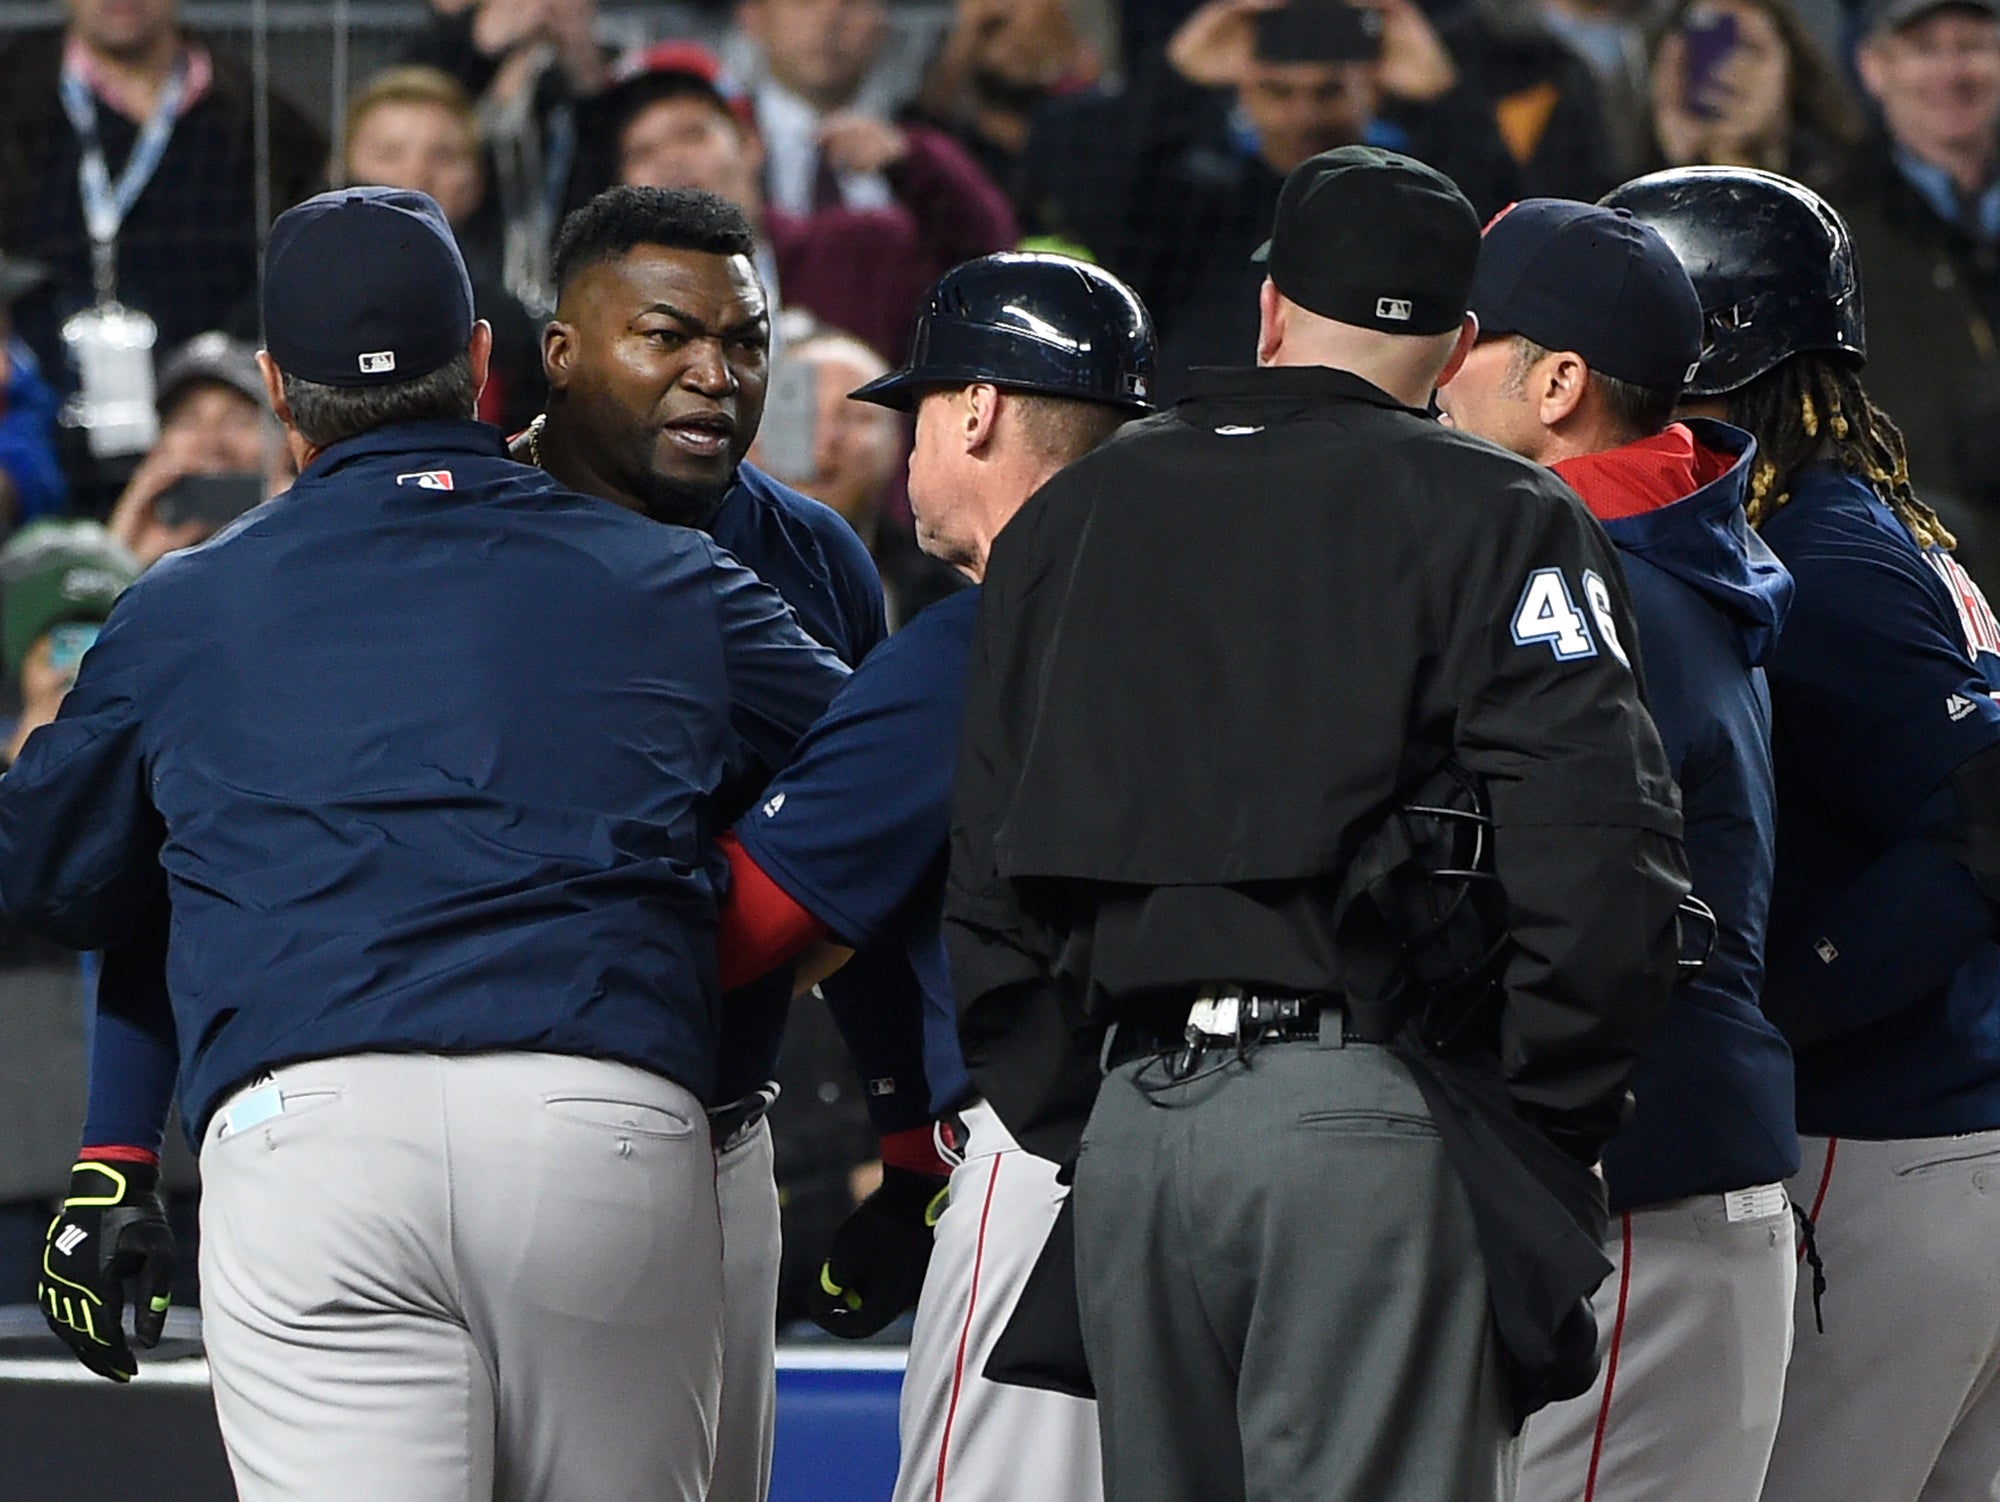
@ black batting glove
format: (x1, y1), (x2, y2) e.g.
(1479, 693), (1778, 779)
(39, 1157), (175, 1383)
(806, 1165), (949, 1339)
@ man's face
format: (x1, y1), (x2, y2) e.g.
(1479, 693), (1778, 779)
(67, 0), (177, 58)
(964, 0), (1082, 93)
(906, 388), (976, 570)
(1238, 60), (1378, 175)
(1859, 8), (2000, 162)
(548, 245), (770, 524)
(747, 0), (888, 109)
(619, 96), (762, 213)
(346, 100), (484, 228)
(1435, 337), (1548, 460)
(159, 382), (269, 473)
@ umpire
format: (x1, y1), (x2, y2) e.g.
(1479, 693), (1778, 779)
(946, 146), (1691, 1502)
(0, 187), (847, 1502)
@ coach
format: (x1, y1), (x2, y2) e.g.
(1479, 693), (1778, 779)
(0, 186), (847, 1502)
(946, 146), (1691, 1501)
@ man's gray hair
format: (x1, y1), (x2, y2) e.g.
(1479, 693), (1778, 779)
(280, 354), (477, 449)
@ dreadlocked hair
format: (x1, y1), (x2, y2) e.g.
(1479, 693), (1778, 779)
(1725, 353), (1956, 551)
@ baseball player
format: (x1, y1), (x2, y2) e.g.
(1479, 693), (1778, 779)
(712, 252), (1157, 1502)
(1613, 166), (2000, 1502)
(12, 187), (849, 1501)
(1437, 198), (1800, 1501)
(511, 183), (934, 1502)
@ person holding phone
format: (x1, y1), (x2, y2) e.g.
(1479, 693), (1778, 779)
(1648, 0), (1861, 189)
(106, 331), (285, 569)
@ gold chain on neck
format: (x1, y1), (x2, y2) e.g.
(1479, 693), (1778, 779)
(525, 413), (547, 469)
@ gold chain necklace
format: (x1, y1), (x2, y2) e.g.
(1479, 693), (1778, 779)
(525, 413), (547, 468)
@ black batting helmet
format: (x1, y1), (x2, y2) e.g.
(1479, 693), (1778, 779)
(1600, 167), (1864, 399)
(850, 252), (1156, 413)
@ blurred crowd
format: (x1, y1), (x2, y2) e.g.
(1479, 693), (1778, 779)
(2, 0), (2000, 1323)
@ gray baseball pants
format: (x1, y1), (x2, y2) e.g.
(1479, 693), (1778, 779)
(892, 1101), (1103, 1502)
(198, 1051), (723, 1502)
(1072, 1021), (1517, 1502)
(711, 1113), (781, 1502)
(1516, 1186), (1795, 1502)
(1763, 1131), (2000, 1502)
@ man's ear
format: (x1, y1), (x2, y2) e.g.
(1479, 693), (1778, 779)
(964, 383), (1002, 453)
(1257, 278), (1286, 365)
(1854, 38), (1887, 102)
(255, 350), (291, 427)
(1539, 351), (1589, 427)
(543, 320), (575, 391)
(1434, 312), (1479, 389)
(468, 319), (494, 406)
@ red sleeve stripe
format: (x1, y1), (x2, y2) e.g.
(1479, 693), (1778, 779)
(716, 830), (829, 991)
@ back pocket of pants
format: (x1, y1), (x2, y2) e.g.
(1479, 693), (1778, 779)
(1295, 1109), (1439, 1139)
(542, 1094), (695, 1140)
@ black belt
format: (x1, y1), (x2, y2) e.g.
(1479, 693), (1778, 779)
(1103, 990), (1359, 1071)
(708, 1083), (779, 1148)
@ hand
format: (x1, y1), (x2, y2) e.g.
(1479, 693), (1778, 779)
(804, 1165), (948, 1338)
(106, 446), (210, 570)
(1373, 0), (1457, 103)
(470, 0), (548, 58)
(816, 114), (911, 176)
(39, 1158), (175, 1383)
(1167, 0), (1281, 88)
(1696, 10), (1788, 167)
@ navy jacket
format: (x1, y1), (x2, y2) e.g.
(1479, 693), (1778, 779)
(1571, 422), (1801, 1209)
(1759, 463), (2000, 1140)
(738, 588), (979, 1116)
(0, 421), (848, 1136)
(704, 465), (933, 1131)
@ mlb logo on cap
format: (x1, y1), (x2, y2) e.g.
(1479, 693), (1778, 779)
(359, 351), (396, 375)
(1376, 297), (1413, 322)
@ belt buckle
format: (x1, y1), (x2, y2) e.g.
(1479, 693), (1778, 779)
(1187, 988), (1243, 1041)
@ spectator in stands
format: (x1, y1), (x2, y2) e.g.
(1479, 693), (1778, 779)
(910, 0), (1104, 234)
(1535, 0), (1654, 174)
(1647, 0), (1862, 189)
(1030, 0), (1516, 395)
(0, 255), (64, 531)
(731, 0), (925, 216)
(0, 0), (323, 445)
(106, 332), (283, 569)
(1437, 0), (1625, 200)
(749, 329), (964, 624)
(404, 0), (611, 311)
(1826, 0), (2000, 587)
(603, 44), (1016, 361)
(0, 521), (139, 1307)
(341, 66), (547, 435)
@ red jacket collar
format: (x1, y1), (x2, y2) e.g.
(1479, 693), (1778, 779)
(1551, 423), (1736, 523)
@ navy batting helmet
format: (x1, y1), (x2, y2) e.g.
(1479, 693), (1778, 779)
(1600, 167), (1864, 399)
(850, 252), (1156, 413)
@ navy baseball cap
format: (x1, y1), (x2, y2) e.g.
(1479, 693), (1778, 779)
(1470, 199), (1703, 392)
(1253, 146), (1479, 336)
(261, 187), (475, 387)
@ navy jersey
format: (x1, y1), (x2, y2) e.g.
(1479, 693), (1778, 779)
(736, 588), (980, 1115)
(705, 464), (932, 1128)
(1759, 463), (2000, 1139)
(0, 421), (849, 1136)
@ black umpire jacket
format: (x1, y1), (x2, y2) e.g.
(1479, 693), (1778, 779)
(944, 365), (1691, 1168)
